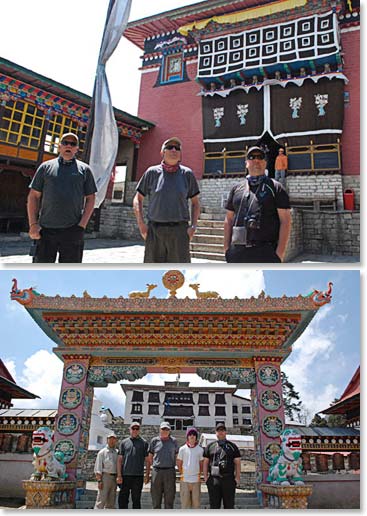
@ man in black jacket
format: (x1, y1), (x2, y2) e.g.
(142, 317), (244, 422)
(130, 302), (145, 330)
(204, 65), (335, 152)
(203, 423), (241, 509)
(224, 146), (291, 263)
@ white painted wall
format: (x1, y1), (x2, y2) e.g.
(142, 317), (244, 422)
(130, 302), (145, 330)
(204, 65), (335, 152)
(88, 398), (114, 450)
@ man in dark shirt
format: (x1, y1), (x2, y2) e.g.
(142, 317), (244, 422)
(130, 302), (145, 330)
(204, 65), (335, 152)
(117, 422), (149, 509)
(203, 423), (241, 509)
(27, 132), (97, 263)
(224, 146), (291, 263)
(146, 421), (179, 509)
(133, 137), (200, 263)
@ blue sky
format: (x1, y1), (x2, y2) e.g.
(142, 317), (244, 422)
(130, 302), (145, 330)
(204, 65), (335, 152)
(0, 0), (202, 116)
(1, 268), (360, 421)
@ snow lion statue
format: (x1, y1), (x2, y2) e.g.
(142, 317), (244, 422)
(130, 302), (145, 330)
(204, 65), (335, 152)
(267, 428), (304, 485)
(30, 426), (66, 480)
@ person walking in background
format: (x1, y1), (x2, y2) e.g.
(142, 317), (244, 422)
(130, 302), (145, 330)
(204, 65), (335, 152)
(94, 432), (118, 509)
(27, 132), (97, 263)
(177, 427), (204, 509)
(203, 423), (241, 509)
(274, 147), (288, 187)
(224, 146), (291, 263)
(117, 422), (149, 509)
(145, 421), (179, 509)
(133, 137), (200, 263)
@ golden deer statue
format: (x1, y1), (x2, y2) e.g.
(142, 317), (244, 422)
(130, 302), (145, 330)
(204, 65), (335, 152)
(128, 284), (157, 299)
(189, 283), (220, 299)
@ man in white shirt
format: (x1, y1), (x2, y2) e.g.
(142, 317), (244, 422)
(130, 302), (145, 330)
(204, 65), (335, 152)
(94, 433), (118, 509)
(177, 427), (204, 509)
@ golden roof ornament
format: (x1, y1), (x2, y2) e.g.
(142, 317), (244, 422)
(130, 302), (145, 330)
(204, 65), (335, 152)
(162, 270), (185, 298)
(128, 284), (157, 299)
(189, 283), (220, 299)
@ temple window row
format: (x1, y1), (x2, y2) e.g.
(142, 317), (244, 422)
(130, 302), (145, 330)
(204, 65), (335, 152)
(0, 99), (86, 153)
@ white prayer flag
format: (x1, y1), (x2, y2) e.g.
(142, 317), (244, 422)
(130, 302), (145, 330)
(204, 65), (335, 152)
(90, 0), (132, 208)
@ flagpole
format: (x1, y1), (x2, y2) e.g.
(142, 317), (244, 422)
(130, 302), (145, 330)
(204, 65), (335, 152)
(82, 0), (116, 163)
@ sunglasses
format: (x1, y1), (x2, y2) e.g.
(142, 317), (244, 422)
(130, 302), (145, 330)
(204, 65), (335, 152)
(164, 145), (181, 151)
(61, 140), (77, 147)
(247, 154), (265, 160)
(131, 427), (140, 430)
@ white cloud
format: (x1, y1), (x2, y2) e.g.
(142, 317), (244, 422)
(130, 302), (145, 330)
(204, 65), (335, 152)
(337, 313), (348, 324)
(3, 359), (17, 381)
(282, 308), (340, 419)
(12, 350), (63, 409)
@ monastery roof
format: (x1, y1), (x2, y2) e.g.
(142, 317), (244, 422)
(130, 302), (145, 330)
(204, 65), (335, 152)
(320, 366), (360, 416)
(286, 425), (360, 437)
(10, 278), (333, 367)
(0, 56), (154, 130)
(0, 408), (56, 418)
(0, 359), (39, 400)
(125, 0), (278, 49)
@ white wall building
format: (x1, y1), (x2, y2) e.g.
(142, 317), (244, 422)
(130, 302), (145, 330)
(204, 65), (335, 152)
(88, 397), (115, 450)
(122, 382), (252, 431)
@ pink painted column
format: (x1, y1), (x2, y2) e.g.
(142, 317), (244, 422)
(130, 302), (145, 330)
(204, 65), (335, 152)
(53, 355), (94, 487)
(251, 358), (285, 493)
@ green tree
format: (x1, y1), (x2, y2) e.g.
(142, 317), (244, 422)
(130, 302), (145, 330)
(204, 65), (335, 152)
(310, 413), (328, 427)
(281, 372), (303, 420)
(310, 399), (347, 428)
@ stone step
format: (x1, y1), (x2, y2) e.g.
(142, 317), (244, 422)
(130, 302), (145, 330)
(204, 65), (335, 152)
(201, 206), (227, 215)
(196, 226), (225, 236)
(197, 220), (224, 229)
(199, 212), (225, 221)
(75, 491), (260, 509)
(191, 251), (225, 262)
(190, 242), (225, 254)
(192, 234), (224, 245)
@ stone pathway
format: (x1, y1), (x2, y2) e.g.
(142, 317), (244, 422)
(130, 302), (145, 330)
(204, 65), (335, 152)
(0, 236), (359, 264)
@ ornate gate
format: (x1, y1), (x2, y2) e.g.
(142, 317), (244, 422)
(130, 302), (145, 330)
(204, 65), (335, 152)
(11, 272), (332, 497)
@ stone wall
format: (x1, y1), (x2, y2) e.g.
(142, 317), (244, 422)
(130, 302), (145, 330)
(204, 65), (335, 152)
(199, 178), (241, 209)
(305, 474), (360, 509)
(287, 175), (344, 209)
(99, 178), (360, 258)
(98, 200), (144, 241)
(302, 211), (360, 256)
(284, 209), (303, 261)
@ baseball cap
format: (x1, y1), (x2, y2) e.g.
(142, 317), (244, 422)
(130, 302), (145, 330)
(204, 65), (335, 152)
(162, 137), (182, 150)
(60, 132), (79, 145)
(130, 422), (141, 429)
(107, 432), (117, 438)
(160, 421), (171, 430)
(246, 146), (265, 159)
(216, 423), (226, 431)
(186, 427), (198, 437)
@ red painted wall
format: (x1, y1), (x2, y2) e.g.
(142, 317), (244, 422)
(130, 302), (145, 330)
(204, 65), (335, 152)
(340, 28), (360, 176)
(137, 62), (204, 180)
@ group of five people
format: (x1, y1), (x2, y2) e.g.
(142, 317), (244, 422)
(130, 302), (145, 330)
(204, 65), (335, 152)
(94, 421), (241, 510)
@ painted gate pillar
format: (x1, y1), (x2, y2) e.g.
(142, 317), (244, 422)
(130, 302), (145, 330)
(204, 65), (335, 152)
(251, 358), (285, 498)
(53, 355), (94, 487)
